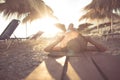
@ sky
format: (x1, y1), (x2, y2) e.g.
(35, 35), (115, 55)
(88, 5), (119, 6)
(44, 0), (92, 26)
(0, 0), (92, 38)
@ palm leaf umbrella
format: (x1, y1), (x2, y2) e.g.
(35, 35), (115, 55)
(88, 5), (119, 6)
(84, 0), (111, 12)
(0, 0), (56, 23)
(79, 0), (120, 33)
(79, 9), (120, 33)
(84, 0), (120, 13)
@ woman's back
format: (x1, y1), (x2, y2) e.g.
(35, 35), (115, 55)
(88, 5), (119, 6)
(57, 31), (87, 52)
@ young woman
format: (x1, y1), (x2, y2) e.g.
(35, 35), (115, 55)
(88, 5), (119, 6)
(44, 24), (107, 53)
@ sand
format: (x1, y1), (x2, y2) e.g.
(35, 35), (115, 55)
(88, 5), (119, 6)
(0, 35), (120, 80)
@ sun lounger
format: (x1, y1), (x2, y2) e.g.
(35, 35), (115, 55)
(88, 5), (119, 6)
(45, 52), (120, 80)
(0, 19), (20, 40)
(0, 19), (20, 49)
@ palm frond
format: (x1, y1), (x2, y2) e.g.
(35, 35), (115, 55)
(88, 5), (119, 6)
(80, 0), (120, 22)
(0, 0), (56, 23)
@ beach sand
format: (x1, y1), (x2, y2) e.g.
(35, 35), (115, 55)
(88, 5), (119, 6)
(0, 35), (120, 80)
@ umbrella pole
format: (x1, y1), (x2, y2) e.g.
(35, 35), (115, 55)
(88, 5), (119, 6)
(110, 15), (113, 33)
(26, 22), (27, 38)
(97, 20), (99, 34)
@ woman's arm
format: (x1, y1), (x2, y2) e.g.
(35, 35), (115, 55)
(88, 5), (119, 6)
(44, 35), (64, 52)
(85, 36), (107, 52)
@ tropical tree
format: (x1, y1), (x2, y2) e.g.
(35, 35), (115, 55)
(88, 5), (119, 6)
(0, 0), (56, 23)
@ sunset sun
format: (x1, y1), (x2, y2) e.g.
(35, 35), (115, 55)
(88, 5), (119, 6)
(26, 0), (92, 37)
(29, 17), (63, 37)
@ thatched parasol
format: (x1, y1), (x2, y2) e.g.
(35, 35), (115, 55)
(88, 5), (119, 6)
(79, 0), (120, 33)
(79, 9), (120, 33)
(80, 0), (120, 21)
(0, 0), (57, 23)
(84, 0), (120, 14)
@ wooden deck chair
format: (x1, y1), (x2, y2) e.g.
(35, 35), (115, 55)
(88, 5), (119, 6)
(0, 19), (20, 49)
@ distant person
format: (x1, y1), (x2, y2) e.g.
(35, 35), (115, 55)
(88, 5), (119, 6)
(44, 23), (107, 53)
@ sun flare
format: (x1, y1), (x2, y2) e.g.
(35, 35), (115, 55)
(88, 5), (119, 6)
(27, 0), (92, 38)
(29, 17), (63, 37)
